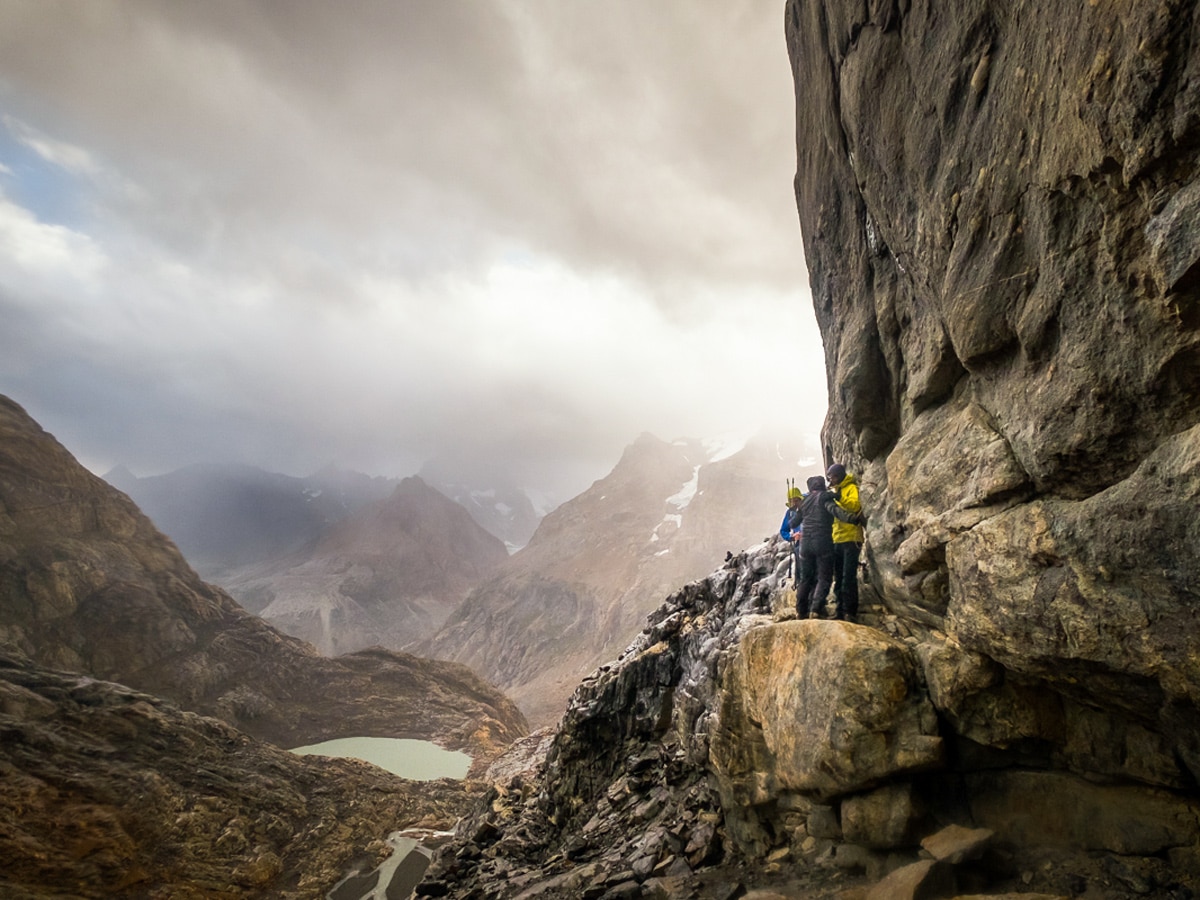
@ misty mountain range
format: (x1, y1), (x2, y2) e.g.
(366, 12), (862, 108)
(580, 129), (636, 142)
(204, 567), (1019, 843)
(106, 428), (820, 725)
(105, 459), (549, 578)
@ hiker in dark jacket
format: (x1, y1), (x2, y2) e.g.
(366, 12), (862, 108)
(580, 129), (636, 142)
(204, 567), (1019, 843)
(795, 475), (863, 619)
(794, 476), (836, 617)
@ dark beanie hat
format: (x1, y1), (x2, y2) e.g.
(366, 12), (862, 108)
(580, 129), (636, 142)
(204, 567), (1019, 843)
(807, 475), (826, 492)
(826, 463), (846, 483)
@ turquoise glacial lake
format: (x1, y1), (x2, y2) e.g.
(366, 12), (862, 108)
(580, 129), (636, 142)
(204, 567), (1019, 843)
(290, 736), (471, 781)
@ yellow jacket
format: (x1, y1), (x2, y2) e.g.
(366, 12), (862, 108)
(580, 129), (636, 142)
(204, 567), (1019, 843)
(831, 472), (863, 544)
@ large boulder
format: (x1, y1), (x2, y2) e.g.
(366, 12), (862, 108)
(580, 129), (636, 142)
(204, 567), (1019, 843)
(710, 620), (942, 803)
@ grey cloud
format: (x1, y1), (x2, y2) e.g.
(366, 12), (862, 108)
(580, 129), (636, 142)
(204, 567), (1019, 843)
(0, 1), (825, 500)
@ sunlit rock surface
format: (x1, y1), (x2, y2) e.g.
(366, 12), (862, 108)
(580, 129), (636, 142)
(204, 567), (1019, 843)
(710, 619), (943, 804)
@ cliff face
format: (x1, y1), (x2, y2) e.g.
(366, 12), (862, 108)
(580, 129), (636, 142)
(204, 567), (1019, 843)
(786, 0), (1200, 787)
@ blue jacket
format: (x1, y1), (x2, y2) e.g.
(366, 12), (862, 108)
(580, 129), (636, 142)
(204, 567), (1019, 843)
(780, 503), (804, 541)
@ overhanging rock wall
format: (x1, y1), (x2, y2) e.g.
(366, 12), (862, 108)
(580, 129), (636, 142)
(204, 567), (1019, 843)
(786, 0), (1200, 782)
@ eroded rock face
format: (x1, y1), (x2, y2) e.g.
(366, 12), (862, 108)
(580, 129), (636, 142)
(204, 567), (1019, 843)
(710, 620), (942, 803)
(785, 0), (1200, 790)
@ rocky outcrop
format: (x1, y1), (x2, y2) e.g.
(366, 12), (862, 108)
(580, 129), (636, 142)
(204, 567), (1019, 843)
(221, 475), (509, 655)
(0, 394), (527, 760)
(417, 541), (1200, 899)
(0, 650), (470, 899)
(414, 5), (1200, 891)
(423, 430), (820, 727)
(784, 0), (1200, 786)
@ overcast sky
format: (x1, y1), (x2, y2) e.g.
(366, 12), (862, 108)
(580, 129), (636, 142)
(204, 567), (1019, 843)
(0, 1), (825, 501)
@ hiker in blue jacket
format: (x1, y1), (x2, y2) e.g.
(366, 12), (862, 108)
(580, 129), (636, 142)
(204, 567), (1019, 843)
(780, 484), (804, 579)
(780, 485), (804, 540)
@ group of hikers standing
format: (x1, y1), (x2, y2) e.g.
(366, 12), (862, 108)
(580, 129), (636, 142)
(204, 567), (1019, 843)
(779, 463), (865, 622)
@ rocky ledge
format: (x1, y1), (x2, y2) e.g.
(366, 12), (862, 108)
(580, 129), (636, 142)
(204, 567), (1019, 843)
(418, 539), (1200, 899)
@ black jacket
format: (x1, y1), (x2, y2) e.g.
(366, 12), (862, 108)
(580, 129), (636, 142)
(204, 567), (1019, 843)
(799, 490), (860, 552)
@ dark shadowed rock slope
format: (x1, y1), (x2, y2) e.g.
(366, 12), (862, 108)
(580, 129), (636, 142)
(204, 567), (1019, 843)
(220, 475), (510, 656)
(0, 394), (527, 758)
(0, 651), (471, 899)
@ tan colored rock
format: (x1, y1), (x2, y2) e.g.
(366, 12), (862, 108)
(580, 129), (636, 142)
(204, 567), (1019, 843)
(710, 620), (943, 803)
(920, 824), (993, 864)
(916, 634), (1058, 749)
(945, 426), (1200, 772)
(865, 858), (954, 900)
(841, 782), (924, 849)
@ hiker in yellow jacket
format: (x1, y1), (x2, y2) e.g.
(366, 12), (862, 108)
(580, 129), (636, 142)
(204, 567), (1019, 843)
(826, 463), (864, 622)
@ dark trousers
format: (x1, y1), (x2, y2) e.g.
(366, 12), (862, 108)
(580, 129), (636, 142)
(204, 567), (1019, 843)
(796, 545), (833, 617)
(832, 541), (861, 620)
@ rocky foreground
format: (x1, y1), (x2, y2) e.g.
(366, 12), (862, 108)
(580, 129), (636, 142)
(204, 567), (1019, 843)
(0, 650), (472, 899)
(417, 539), (1200, 899)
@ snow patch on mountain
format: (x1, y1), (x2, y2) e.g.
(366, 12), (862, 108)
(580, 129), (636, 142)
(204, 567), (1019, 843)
(666, 466), (701, 510)
(650, 513), (683, 543)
